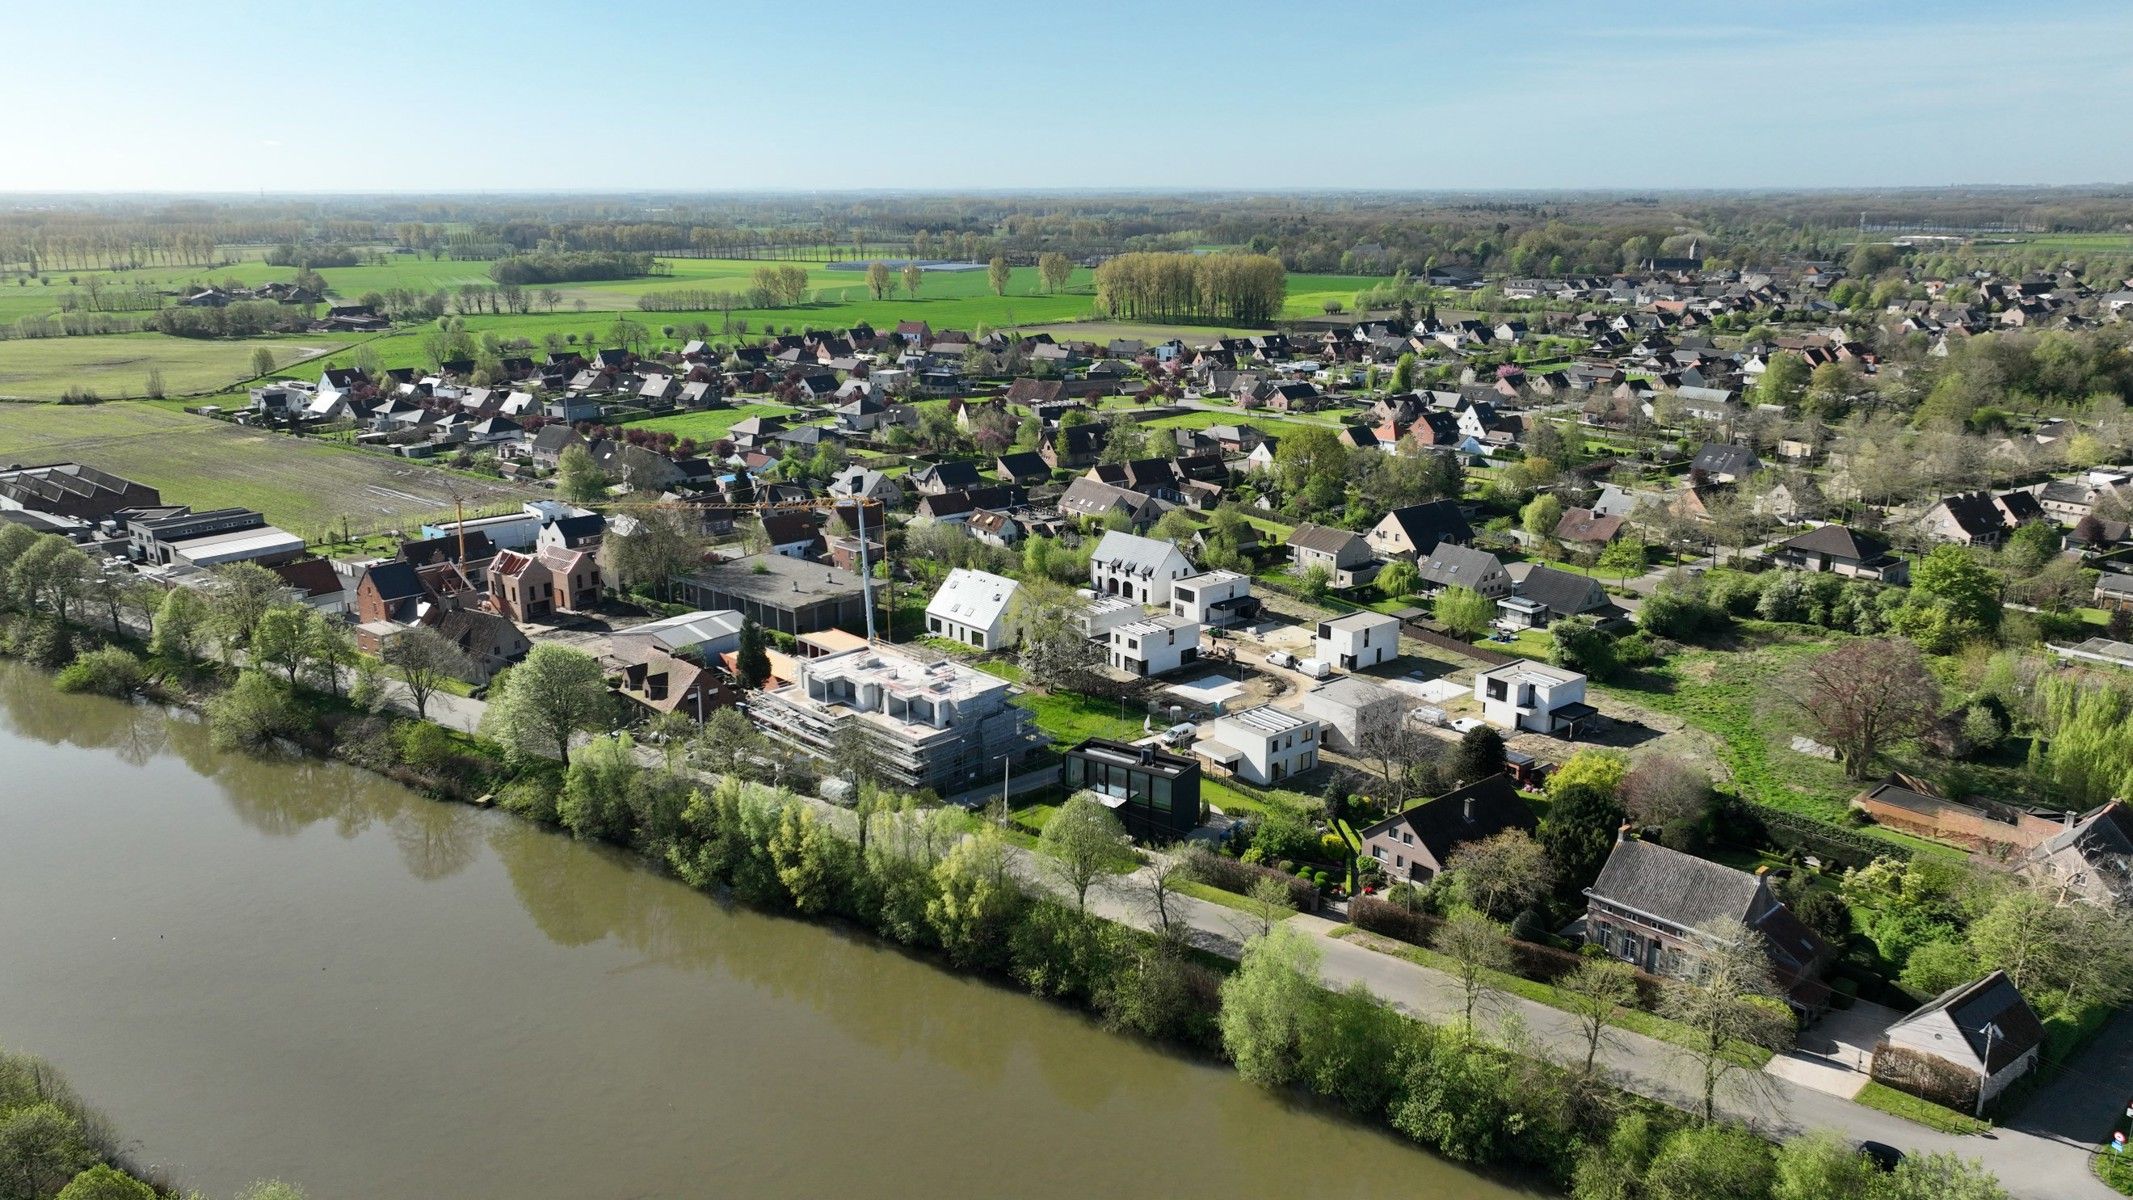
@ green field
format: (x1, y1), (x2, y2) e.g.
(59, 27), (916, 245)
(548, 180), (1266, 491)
(0, 332), (348, 400)
(0, 402), (544, 536)
(629, 403), (800, 442)
(1141, 408), (1343, 439)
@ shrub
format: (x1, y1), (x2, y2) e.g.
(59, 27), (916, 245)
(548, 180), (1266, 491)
(204, 671), (303, 752)
(53, 647), (146, 697)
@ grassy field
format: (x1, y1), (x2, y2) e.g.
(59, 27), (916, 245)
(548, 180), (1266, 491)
(0, 333), (348, 400)
(1141, 408), (1343, 439)
(0, 402), (544, 536)
(627, 403), (801, 442)
(1013, 689), (1147, 744)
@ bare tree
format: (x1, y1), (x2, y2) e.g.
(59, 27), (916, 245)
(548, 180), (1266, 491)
(1620, 753), (1714, 827)
(1659, 919), (1794, 1120)
(384, 626), (473, 721)
(1561, 958), (1639, 1077)
(1243, 876), (1295, 939)
(1141, 858), (1189, 932)
(1773, 639), (1941, 780)
(1445, 830), (1554, 921)
(1434, 909), (1515, 1033)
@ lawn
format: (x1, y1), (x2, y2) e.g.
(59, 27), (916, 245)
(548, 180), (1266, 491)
(1141, 409), (1338, 439)
(0, 332), (349, 400)
(628, 402), (799, 443)
(1854, 1080), (1992, 1135)
(1013, 688), (1146, 744)
(0, 402), (544, 537)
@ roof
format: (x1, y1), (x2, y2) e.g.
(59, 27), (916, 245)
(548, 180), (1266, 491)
(1553, 508), (1624, 544)
(1478, 660), (1585, 687)
(362, 560), (427, 603)
(1418, 542), (1504, 588)
(271, 558), (344, 600)
(1932, 491), (2011, 539)
(1212, 704), (1313, 738)
(1359, 775), (1536, 868)
(1589, 839), (1768, 935)
(1303, 674), (1404, 713)
(1322, 610), (1396, 633)
(683, 554), (867, 606)
(1889, 970), (2046, 1073)
(1380, 500), (1474, 549)
(1288, 522), (1366, 556)
(1514, 564), (1607, 617)
(1780, 523), (1891, 562)
(1090, 530), (1187, 576)
(926, 568), (1021, 630)
(1691, 442), (1762, 477)
(621, 609), (745, 652)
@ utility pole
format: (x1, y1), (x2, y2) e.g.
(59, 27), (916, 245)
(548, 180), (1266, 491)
(1976, 1021), (2000, 1117)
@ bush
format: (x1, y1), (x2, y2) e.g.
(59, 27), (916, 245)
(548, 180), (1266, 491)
(204, 671), (303, 752)
(1179, 844), (1317, 911)
(53, 647), (146, 697)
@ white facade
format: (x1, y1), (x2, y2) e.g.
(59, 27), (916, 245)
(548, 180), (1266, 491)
(1197, 706), (1321, 786)
(1169, 570), (1253, 627)
(925, 568), (1021, 650)
(1088, 530), (1195, 605)
(1108, 614), (1200, 677)
(1080, 593), (1142, 639)
(1315, 611), (1400, 671)
(1475, 661), (1588, 734)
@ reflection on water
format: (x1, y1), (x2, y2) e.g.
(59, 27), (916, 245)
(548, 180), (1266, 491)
(0, 662), (1535, 1200)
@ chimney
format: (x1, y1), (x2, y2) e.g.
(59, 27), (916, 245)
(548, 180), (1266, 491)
(1616, 822), (1634, 845)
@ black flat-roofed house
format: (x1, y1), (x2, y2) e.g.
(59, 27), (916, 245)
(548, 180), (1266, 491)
(1062, 737), (1202, 843)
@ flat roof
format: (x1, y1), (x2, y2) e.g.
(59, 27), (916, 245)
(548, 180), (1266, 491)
(1479, 660), (1584, 685)
(684, 553), (866, 605)
(1219, 704), (1313, 735)
(1323, 610), (1397, 630)
(169, 526), (304, 562)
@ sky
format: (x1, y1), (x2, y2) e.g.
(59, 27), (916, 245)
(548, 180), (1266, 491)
(3, 0), (2130, 194)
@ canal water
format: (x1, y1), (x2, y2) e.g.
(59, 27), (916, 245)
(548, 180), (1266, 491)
(0, 662), (1533, 1199)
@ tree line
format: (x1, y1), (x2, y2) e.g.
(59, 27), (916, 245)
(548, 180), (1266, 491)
(1092, 252), (1286, 325)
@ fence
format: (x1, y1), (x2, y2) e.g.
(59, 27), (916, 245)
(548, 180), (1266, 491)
(1403, 625), (1515, 667)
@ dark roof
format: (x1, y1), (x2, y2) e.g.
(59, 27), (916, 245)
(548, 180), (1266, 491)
(1779, 523), (1890, 562)
(1417, 542), (1504, 588)
(1515, 564), (1606, 617)
(1998, 490), (2046, 524)
(996, 451), (1049, 479)
(915, 460), (985, 490)
(270, 558), (343, 599)
(1590, 839), (1768, 933)
(1384, 500), (1474, 549)
(1891, 970), (2046, 1073)
(361, 560), (426, 602)
(401, 531), (497, 566)
(1287, 522), (1365, 556)
(1934, 491), (2010, 539)
(1360, 775), (1536, 871)
(548, 514), (606, 542)
(1690, 442), (1761, 477)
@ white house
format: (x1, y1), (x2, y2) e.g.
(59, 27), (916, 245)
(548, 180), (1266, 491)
(1196, 705), (1321, 786)
(1169, 570), (1255, 628)
(1108, 613), (1200, 677)
(1080, 593), (1142, 639)
(1298, 675), (1405, 754)
(1474, 661), (1597, 736)
(1874, 970), (2044, 1110)
(1316, 611), (1400, 671)
(1089, 530), (1195, 605)
(925, 568), (1021, 650)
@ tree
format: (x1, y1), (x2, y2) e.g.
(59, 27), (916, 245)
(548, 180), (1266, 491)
(55, 1165), (157, 1200)
(1561, 958), (1638, 1076)
(1376, 559), (1420, 601)
(250, 346), (277, 377)
(1898, 544), (2001, 649)
(1434, 585), (1495, 640)
(1298, 563), (1332, 601)
(1549, 748), (1629, 799)
(1218, 925), (1320, 1087)
(1770, 1132), (1882, 1200)
(1620, 753), (1712, 829)
(1774, 638), (1940, 780)
(865, 260), (891, 301)
(928, 827), (1018, 968)
(555, 444), (609, 503)
(383, 626), (473, 721)
(248, 603), (314, 684)
(1389, 352), (1416, 393)
(1243, 876), (1295, 939)
(0, 1102), (94, 1200)
(1539, 781), (1625, 893)
(1755, 351), (1812, 410)
(901, 262), (923, 299)
(1038, 251), (1073, 293)
(1548, 615), (1618, 679)
(987, 255), (1011, 297)
(1520, 492), (1565, 549)
(1140, 859), (1189, 932)
(149, 584), (209, 663)
(9, 534), (92, 624)
(1879, 1152), (2011, 1200)
(1659, 918), (1793, 1120)
(1434, 908), (1514, 1032)
(1449, 724), (1506, 785)
(735, 618), (772, 690)
(480, 643), (613, 764)
(767, 801), (837, 914)
(600, 504), (704, 600)
(1446, 830), (1553, 920)
(206, 561), (285, 658)
(1598, 536), (1647, 583)
(1641, 1123), (1774, 1200)
(1041, 793), (1129, 912)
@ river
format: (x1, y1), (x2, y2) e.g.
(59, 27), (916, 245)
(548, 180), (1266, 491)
(0, 662), (1534, 1200)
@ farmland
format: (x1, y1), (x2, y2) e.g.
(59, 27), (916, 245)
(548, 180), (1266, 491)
(0, 332), (349, 400)
(0, 402), (543, 535)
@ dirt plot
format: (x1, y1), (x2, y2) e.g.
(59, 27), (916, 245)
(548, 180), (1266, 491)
(0, 402), (545, 537)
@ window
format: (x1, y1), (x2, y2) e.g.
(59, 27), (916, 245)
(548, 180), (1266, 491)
(1371, 845), (1384, 859)
(1401, 832), (1413, 845)
(1487, 678), (1507, 701)
(929, 616), (943, 633)
(1395, 855), (1405, 868)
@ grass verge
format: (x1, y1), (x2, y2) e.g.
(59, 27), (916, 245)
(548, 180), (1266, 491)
(1854, 1081), (1992, 1135)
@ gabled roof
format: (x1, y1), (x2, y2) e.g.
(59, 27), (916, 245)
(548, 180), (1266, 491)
(914, 460), (984, 490)
(1931, 491), (2011, 539)
(1090, 530), (1189, 576)
(1359, 775), (1536, 871)
(1288, 522), (1367, 556)
(1690, 442), (1762, 477)
(1552, 508), (1624, 544)
(1418, 542), (1506, 588)
(926, 568), (1021, 630)
(1589, 839), (1769, 934)
(1380, 500), (1474, 549)
(361, 559), (426, 603)
(1888, 970), (2045, 1073)
(1514, 564), (1607, 617)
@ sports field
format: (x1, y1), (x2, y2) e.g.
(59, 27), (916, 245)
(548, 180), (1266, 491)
(0, 402), (543, 536)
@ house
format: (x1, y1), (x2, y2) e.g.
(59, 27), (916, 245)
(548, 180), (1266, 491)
(1041, 423), (1107, 470)
(1582, 838), (1833, 1012)
(2094, 571), (2133, 612)
(1873, 971), (2045, 1110)
(1107, 613), (1200, 677)
(1359, 775), (1538, 884)
(617, 644), (732, 724)
(2021, 801), (2133, 907)
(827, 466), (903, 504)
(1316, 611), (1399, 671)
(924, 568), (1021, 650)
(1498, 565), (1609, 629)
(745, 643), (1047, 795)
(910, 460), (986, 496)
(488, 545), (601, 623)
(676, 554), (871, 636)
(1062, 737), (1203, 843)
(1552, 507), (1625, 547)
(1367, 500), (1475, 560)
(538, 512), (607, 552)
(995, 452), (1050, 485)
(1298, 674), (1405, 754)
(1058, 477), (1162, 527)
(1416, 542), (1512, 598)
(967, 508), (1023, 547)
(1194, 705), (1321, 786)
(1287, 523), (1380, 589)
(1690, 442), (1763, 484)
(428, 608), (530, 683)
(758, 511), (825, 559)
(526, 426), (586, 471)
(1088, 530), (1195, 605)
(1919, 491), (2026, 547)
(1474, 661), (1597, 736)
(1771, 525), (1908, 584)
(1168, 570), (1257, 628)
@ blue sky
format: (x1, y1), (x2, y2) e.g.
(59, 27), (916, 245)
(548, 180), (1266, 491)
(3, 0), (2129, 193)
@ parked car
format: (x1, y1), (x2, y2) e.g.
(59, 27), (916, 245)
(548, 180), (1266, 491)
(1296, 657), (1332, 679)
(1265, 650), (1296, 669)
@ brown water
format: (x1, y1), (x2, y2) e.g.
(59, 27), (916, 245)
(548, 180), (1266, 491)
(0, 662), (1535, 1200)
